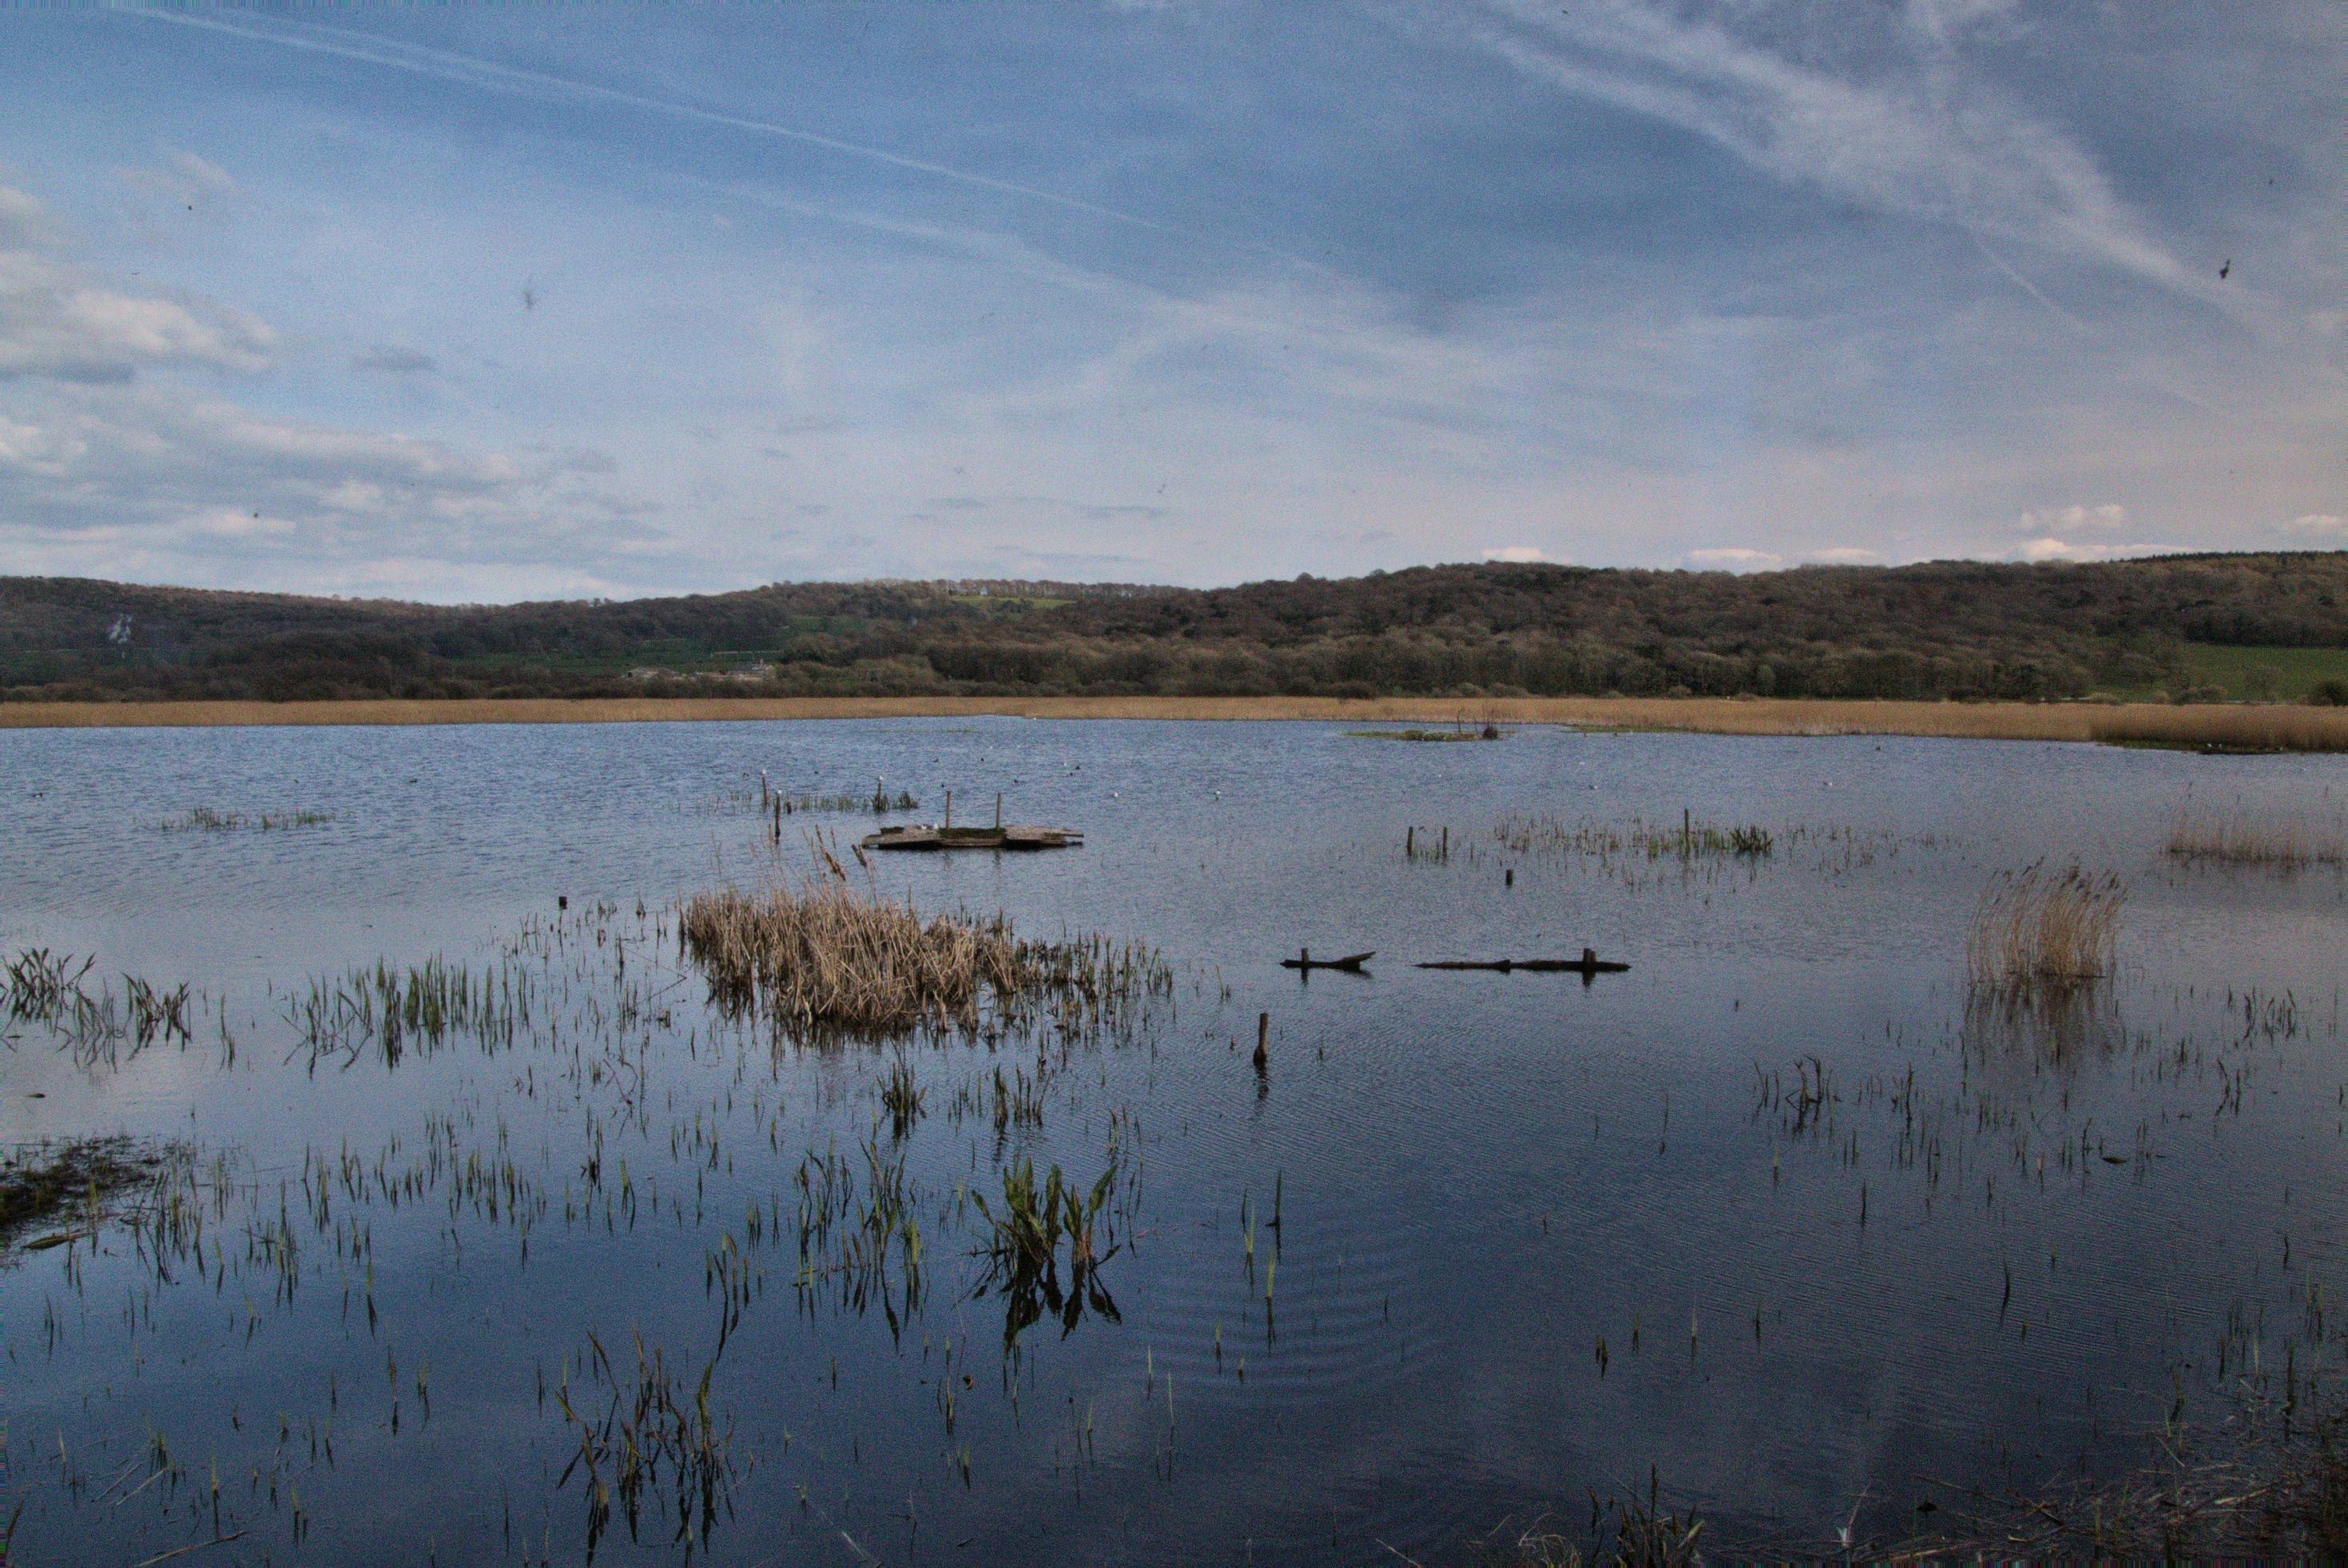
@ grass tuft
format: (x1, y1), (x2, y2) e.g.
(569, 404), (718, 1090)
(1966, 862), (2122, 1002)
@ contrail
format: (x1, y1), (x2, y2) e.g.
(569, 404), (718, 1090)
(118, 6), (1189, 240)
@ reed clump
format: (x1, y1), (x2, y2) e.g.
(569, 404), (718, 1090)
(1966, 862), (2123, 1001)
(970, 1154), (1123, 1343)
(680, 870), (1166, 1042)
(2165, 811), (2345, 870)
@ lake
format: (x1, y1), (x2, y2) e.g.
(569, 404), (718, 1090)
(2, 718), (2342, 1563)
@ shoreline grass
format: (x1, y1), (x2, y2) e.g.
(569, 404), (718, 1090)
(6, 694), (2347, 749)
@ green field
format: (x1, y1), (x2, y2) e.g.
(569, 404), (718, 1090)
(2178, 643), (2348, 702)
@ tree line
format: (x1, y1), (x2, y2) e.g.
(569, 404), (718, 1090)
(4, 553), (2342, 703)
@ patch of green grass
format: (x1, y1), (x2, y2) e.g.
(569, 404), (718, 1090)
(2178, 645), (2348, 702)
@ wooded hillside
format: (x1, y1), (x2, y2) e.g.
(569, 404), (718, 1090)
(6, 554), (2342, 703)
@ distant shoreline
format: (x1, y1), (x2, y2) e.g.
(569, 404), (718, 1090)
(4, 694), (2342, 750)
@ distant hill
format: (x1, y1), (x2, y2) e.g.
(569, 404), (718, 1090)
(5, 554), (2345, 704)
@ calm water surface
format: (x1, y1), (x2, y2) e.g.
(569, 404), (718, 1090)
(2, 719), (2343, 1563)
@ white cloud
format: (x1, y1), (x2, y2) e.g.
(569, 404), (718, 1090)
(1682, 547), (1783, 572)
(2019, 503), (2126, 531)
(2286, 513), (2344, 537)
(0, 182), (275, 381)
(1479, 545), (1548, 562)
(1806, 546), (1885, 566)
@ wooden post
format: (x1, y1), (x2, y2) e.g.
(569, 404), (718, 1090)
(1682, 807), (1691, 855)
(771, 798), (781, 842)
(945, 790), (953, 831)
(995, 792), (1003, 830)
(1406, 826), (1414, 858)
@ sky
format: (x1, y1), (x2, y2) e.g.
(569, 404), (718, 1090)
(0, 2), (2339, 602)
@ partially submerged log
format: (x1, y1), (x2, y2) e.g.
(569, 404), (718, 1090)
(1418, 947), (1629, 976)
(1279, 948), (1374, 973)
(859, 824), (1082, 852)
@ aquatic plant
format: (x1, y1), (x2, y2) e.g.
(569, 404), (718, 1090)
(969, 1154), (1123, 1345)
(554, 1330), (737, 1557)
(1494, 814), (1774, 860)
(2165, 810), (2345, 870)
(680, 865), (1166, 1042)
(1966, 862), (2123, 1002)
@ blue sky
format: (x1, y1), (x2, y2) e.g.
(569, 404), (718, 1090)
(0, 2), (2338, 600)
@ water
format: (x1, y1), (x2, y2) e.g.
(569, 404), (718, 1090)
(2, 718), (2343, 1562)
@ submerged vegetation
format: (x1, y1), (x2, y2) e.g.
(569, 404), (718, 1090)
(0, 1137), (185, 1255)
(155, 805), (335, 831)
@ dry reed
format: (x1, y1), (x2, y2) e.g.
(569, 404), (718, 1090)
(1966, 862), (2123, 1001)
(679, 869), (1166, 1042)
(2166, 810), (2345, 869)
(9, 694), (2346, 750)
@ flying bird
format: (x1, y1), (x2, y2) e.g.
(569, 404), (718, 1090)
(2218, 259), (2231, 280)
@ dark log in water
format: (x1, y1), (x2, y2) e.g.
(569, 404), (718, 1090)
(1278, 949), (1374, 972)
(859, 824), (1082, 852)
(1418, 947), (1629, 975)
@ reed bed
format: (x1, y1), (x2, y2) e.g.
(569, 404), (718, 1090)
(14, 694), (2348, 751)
(2166, 810), (2346, 869)
(1966, 862), (2123, 1002)
(679, 870), (1167, 1042)
(2091, 704), (2348, 754)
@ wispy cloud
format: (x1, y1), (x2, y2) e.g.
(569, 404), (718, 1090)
(1459, 0), (2207, 300)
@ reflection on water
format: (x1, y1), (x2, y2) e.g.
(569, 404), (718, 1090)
(0, 718), (2343, 1562)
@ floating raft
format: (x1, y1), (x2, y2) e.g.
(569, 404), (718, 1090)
(1279, 949), (1374, 973)
(1418, 947), (1629, 976)
(859, 824), (1082, 852)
